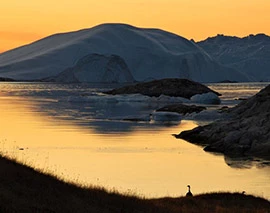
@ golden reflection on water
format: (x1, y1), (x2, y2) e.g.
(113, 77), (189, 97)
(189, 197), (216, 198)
(0, 96), (269, 199)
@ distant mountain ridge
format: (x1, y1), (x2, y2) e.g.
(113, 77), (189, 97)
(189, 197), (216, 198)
(0, 24), (250, 83)
(197, 33), (270, 81)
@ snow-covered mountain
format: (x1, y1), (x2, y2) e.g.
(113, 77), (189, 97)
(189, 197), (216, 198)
(197, 34), (270, 81)
(0, 24), (250, 83)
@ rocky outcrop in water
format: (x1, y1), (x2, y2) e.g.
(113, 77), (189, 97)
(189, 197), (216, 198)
(105, 78), (221, 98)
(176, 84), (270, 159)
(157, 104), (206, 115)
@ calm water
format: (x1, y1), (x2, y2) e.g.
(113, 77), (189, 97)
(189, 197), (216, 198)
(0, 82), (269, 199)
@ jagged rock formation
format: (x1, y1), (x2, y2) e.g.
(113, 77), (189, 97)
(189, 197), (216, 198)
(176, 84), (270, 159)
(104, 78), (221, 98)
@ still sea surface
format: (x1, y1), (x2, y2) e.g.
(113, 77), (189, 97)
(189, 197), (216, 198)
(0, 82), (269, 199)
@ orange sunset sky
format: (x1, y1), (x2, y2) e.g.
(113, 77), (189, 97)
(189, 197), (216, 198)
(1, 0), (270, 53)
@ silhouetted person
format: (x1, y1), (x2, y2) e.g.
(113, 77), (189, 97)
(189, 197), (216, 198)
(186, 185), (193, 197)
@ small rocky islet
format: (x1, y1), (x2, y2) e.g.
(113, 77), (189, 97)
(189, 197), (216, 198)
(104, 78), (221, 98)
(156, 104), (206, 115)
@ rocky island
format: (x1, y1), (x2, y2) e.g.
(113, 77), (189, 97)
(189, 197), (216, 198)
(176, 84), (270, 160)
(156, 104), (206, 115)
(105, 78), (221, 99)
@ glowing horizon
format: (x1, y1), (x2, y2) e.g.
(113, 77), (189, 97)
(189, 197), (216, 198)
(1, 0), (270, 53)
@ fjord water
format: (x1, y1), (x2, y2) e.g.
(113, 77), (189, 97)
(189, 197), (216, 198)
(0, 82), (269, 199)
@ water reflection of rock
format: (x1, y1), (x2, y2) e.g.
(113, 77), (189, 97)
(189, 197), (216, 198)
(224, 155), (270, 169)
(224, 156), (254, 169)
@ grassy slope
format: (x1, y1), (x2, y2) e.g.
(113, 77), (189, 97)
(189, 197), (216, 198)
(0, 155), (269, 213)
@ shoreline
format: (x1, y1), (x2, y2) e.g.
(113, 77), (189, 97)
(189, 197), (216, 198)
(1, 154), (269, 212)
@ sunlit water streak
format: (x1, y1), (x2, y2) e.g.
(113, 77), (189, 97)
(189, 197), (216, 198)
(0, 82), (269, 199)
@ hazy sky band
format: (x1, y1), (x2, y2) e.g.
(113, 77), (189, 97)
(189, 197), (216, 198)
(1, 0), (270, 52)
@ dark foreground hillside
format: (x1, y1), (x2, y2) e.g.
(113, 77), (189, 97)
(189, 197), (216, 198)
(0, 155), (269, 213)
